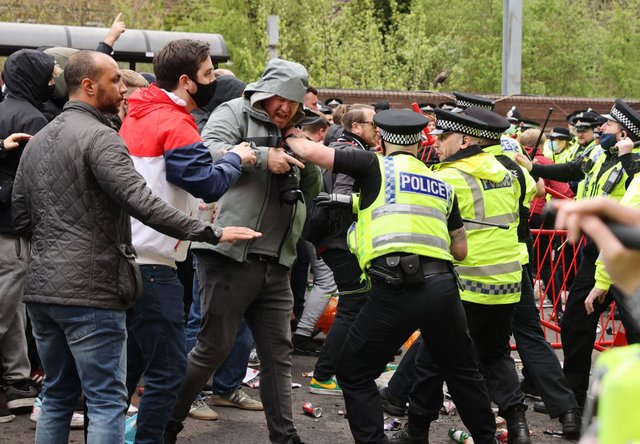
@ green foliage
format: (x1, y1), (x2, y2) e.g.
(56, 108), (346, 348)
(2, 0), (640, 97)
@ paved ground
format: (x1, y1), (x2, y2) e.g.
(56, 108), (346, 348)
(2, 349), (580, 444)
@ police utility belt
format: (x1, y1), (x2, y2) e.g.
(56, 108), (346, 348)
(368, 254), (456, 287)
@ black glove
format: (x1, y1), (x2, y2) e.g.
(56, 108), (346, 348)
(313, 192), (352, 208)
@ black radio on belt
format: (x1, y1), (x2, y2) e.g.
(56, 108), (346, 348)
(601, 167), (623, 195)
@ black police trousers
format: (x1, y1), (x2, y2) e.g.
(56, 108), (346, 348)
(335, 270), (496, 444)
(314, 249), (368, 381)
(561, 242), (640, 407)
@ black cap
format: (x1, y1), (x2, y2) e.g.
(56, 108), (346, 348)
(506, 106), (522, 123)
(319, 105), (333, 115)
(374, 100), (391, 112)
(607, 99), (640, 140)
(566, 109), (588, 123)
(548, 127), (572, 140)
(464, 107), (510, 140)
(520, 119), (540, 130)
(325, 97), (343, 108)
(431, 108), (487, 137)
(438, 101), (457, 111)
(301, 107), (326, 126)
(570, 109), (599, 129)
(453, 92), (495, 111)
(418, 102), (436, 113)
(373, 109), (428, 146)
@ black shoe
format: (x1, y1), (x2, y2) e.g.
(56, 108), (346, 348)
(504, 404), (531, 444)
(559, 409), (581, 440)
(292, 334), (322, 356)
(291, 435), (306, 444)
(163, 419), (184, 444)
(380, 387), (408, 417)
(0, 389), (15, 423)
(533, 401), (548, 414)
(387, 427), (428, 444)
(5, 380), (38, 411)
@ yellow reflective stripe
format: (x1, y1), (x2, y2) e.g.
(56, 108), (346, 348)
(456, 260), (522, 277)
(371, 204), (447, 223)
(372, 233), (449, 251)
(460, 279), (521, 295)
(457, 170), (485, 220)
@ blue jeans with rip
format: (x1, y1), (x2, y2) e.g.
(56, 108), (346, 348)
(185, 256), (253, 395)
(28, 303), (127, 444)
(126, 265), (187, 444)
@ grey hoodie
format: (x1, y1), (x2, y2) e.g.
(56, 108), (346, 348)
(196, 59), (321, 267)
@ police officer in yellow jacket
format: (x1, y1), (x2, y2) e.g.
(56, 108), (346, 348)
(427, 108), (531, 443)
(515, 99), (640, 410)
(284, 109), (497, 444)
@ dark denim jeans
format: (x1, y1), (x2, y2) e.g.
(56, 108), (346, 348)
(126, 265), (187, 444)
(185, 256), (254, 394)
(28, 303), (127, 444)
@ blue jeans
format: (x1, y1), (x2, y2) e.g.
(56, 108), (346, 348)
(27, 303), (127, 444)
(126, 265), (187, 444)
(185, 256), (253, 394)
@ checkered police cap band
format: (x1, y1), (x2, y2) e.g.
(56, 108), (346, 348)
(478, 129), (503, 140)
(456, 99), (493, 111)
(379, 129), (422, 145)
(436, 118), (484, 137)
(611, 105), (640, 139)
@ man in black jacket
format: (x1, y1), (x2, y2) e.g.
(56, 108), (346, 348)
(0, 48), (57, 411)
(307, 104), (380, 396)
(12, 50), (259, 444)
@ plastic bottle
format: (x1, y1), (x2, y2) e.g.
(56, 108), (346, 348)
(448, 428), (474, 443)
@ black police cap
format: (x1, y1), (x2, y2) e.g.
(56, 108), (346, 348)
(431, 108), (488, 137)
(453, 92), (495, 111)
(464, 107), (510, 140)
(373, 109), (428, 146)
(325, 97), (343, 108)
(549, 127), (572, 140)
(607, 99), (640, 140)
(506, 106), (522, 123)
(418, 102), (437, 113)
(520, 119), (540, 130)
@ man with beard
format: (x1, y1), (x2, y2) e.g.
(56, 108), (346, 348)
(12, 50), (259, 444)
(118, 39), (258, 443)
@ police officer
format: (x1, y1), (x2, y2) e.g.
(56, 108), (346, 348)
(284, 109), (497, 444)
(515, 99), (640, 410)
(466, 107), (581, 438)
(428, 108), (531, 443)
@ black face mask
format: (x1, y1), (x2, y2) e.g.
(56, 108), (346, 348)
(189, 79), (217, 108)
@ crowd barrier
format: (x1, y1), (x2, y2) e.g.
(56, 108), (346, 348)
(528, 186), (627, 351)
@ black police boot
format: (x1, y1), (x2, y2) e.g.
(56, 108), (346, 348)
(533, 400), (548, 414)
(559, 408), (581, 440)
(504, 404), (531, 444)
(380, 387), (408, 417)
(163, 419), (183, 444)
(387, 426), (428, 444)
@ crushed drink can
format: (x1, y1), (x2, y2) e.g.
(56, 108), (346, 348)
(302, 402), (322, 418)
(495, 428), (508, 443)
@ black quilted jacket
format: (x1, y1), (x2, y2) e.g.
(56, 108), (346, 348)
(12, 101), (215, 310)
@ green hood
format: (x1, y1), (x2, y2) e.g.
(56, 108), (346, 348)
(245, 58), (309, 103)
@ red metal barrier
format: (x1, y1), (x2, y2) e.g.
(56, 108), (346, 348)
(529, 228), (627, 351)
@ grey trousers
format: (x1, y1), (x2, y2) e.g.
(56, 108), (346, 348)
(171, 250), (300, 444)
(294, 241), (336, 337)
(0, 234), (31, 382)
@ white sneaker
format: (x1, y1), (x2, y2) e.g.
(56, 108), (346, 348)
(30, 397), (84, 429)
(70, 412), (85, 429)
(188, 399), (219, 421)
